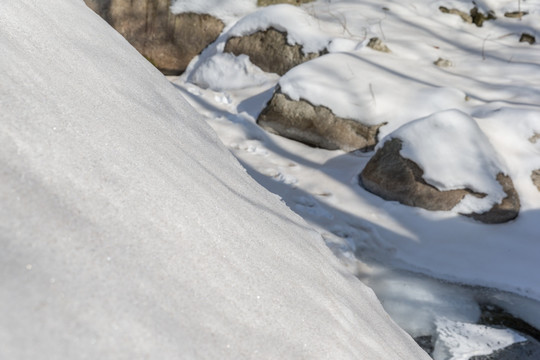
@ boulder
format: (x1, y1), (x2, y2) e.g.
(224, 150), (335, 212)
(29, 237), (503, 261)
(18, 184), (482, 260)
(360, 138), (520, 223)
(224, 28), (324, 75)
(84, 0), (224, 75)
(258, 89), (384, 151)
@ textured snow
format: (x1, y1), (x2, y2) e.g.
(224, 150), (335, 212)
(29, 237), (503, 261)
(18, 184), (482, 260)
(0, 0), (431, 359)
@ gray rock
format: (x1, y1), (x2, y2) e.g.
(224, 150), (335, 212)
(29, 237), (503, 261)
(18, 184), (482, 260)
(532, 170), (540, 192)
(84, 0), (224, 75)
(225, 28), (324, 75)
(520, 33), (536, 45)
(257, 89), (384, 151)
(359, 138), (520, 223)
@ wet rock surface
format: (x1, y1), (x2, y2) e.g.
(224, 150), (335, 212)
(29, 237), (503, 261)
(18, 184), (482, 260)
(258, 89), (384, 151)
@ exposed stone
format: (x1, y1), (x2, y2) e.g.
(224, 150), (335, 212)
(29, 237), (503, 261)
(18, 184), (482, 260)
(84, 0), (224, 75)
(439, 6), (495, 27)
(434, 57), (452, 68)
(439, 6), (473, 23)
(225, 28), (324, 75)
(367, 37), (391, 53)
(257, 89), (384, 151)
(470, 6), (496, 27)
(504, 11), (528, 19)
(466, 173), (520, 224)
(532, 170), (540, 192)
(520, 33), (536, 45)
(359, 138), (520, 223)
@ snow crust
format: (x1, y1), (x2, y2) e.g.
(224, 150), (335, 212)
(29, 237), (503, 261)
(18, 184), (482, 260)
(0, 0), (432, 359)
(383, 109), (507, 213)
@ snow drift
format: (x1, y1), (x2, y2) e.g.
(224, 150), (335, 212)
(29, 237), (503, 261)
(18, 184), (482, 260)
(0, 0), (428, 359)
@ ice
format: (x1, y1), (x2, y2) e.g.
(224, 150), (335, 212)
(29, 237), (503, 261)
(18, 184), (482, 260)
(432, 318), (526, 360)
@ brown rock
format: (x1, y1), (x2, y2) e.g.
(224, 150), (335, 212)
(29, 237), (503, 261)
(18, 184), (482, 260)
(257, 89), (384, 151)
(367, 37), (391, 53)
(225, 28), (324, 75)
(520, 33), (536, 45)
(360, 138), (520, 223)
(466, 173), (520, 224)
(84, 0), (224, 75)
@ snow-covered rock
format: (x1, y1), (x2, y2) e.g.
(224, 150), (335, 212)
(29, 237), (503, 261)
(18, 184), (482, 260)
(225, 27), (323, 76)
(360, 110), (520, 223)
(0, 0), (430, 359)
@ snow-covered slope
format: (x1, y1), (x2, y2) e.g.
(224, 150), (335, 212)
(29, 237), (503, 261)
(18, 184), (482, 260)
(0, 0), (429, 359)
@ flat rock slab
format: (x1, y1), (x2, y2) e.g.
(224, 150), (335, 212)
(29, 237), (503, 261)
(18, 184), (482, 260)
(225, 28), (323, 75)
(360, 138), (520, 224)
(258, 89), (384, 151)
(84, 0), (224, 75)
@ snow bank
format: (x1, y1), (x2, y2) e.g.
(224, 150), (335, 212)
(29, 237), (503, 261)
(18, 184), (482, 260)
(0, 0), (429, 359)
(188, 52), (276, 91)
(382, 109), (508, 214)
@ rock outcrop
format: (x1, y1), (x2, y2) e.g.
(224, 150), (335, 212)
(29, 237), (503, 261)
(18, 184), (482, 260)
(360, 138), (520, 223)
(225, 28), (324, 75)
(258, 89), (384, 151)
(84, 0), (224, 75)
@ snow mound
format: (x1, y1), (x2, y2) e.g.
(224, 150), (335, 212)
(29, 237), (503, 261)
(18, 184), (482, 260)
(188, 52), (276, 91)
(383, 109), (508, 213)
(278, 52), (467, 132)
(0, 0), (429, 359)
